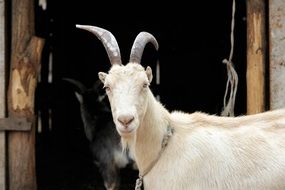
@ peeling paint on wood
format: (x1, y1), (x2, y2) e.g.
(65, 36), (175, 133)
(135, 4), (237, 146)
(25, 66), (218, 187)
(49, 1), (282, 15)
(11, 69), (36, 111)
(269, 0), (285, 110)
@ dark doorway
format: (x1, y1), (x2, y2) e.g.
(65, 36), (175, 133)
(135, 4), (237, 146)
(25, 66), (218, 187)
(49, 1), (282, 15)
(35, 1), (247, 189)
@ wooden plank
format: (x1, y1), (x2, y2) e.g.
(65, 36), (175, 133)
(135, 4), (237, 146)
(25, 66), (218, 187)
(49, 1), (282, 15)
(246, 0), (266, 114)
(269, 0), (285, 110)
(0, 117), (32, 131)
(0, 0), (6, 189)
(7, 0), (44, 189)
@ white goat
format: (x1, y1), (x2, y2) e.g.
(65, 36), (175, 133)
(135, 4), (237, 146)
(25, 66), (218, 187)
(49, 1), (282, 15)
(76, 24), (285, 190)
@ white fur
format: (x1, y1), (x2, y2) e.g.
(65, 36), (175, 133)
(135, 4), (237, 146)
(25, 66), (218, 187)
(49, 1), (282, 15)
(99, 63), (285, 190)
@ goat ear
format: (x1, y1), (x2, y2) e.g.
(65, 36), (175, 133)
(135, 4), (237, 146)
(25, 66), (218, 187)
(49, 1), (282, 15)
(75, 92), (83, 103)
(146, 66), (153, 83)
(98, 72), (107, 83)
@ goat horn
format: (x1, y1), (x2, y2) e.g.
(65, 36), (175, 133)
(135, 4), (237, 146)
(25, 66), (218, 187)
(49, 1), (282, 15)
(76, 25), (122, 65)
(62, 78), (87, 94)
(129, 32), (159, 64)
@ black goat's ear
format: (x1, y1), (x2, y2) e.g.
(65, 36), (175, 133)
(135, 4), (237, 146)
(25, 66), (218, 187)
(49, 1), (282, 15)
(146, 66), (153, 83)
(98, 72), (107, 83)
(75, 92), (83, 103)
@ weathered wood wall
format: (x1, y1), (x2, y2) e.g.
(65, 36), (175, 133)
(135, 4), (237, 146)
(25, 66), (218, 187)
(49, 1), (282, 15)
(0, 0), (6, 189)
(7, 0), (44, 189)
(269, 0), (285, 110)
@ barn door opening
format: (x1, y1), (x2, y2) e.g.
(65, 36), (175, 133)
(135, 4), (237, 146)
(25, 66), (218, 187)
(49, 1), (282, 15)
(35, 1), (247, 189)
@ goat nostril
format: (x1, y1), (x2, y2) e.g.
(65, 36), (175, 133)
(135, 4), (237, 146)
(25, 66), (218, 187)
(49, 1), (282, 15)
(118, 115), (134, 127)
(129, 117), (134, 123)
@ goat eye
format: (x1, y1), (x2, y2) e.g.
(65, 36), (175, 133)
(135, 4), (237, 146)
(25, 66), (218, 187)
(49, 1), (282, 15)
(104, 86), (111, 92)
(143, 83), (148, 88)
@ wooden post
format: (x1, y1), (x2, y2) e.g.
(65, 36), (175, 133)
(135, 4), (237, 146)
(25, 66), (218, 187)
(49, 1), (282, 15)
(246, 0), (266, 114)
(0, 0), (6, 189)
(269, 0), (285, 110)
(7, 0), (44, 189)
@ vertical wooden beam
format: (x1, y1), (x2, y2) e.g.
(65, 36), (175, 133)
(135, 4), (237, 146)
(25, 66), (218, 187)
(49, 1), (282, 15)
(7, 0), (44, 189)
(269, 0), (285, 110)
(246, 0), (266, 114)
(0, 0), (6, 189)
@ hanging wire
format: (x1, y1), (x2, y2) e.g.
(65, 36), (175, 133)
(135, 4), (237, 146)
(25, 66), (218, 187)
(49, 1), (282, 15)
(221, 0), (239, 117)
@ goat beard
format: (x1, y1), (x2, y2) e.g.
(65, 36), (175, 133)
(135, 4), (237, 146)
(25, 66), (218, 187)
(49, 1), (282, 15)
(121, 138), (130, 151)
(120, 136), (136, 155)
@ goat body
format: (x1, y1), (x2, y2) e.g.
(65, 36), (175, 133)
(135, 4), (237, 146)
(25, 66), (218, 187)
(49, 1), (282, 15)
(76, 25), (285, 190)
(142, 102), (285, 190)
(103, 64), (285, 190)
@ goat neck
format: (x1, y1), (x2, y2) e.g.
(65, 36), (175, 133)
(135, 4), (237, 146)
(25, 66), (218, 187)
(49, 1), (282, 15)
(134, 90), (171, 173)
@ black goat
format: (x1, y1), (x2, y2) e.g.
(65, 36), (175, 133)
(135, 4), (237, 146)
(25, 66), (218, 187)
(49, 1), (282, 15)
(63, 78), (136, 190)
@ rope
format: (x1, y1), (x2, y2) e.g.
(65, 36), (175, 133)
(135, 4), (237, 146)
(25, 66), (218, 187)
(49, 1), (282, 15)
(221, 0), (238, 117)
(135, 126), (174, 190)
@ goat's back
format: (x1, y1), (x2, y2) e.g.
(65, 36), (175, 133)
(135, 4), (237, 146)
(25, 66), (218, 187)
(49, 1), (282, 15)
(144, 109), (285, 190)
